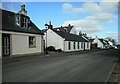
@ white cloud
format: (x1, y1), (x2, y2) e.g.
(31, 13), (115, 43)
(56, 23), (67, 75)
(106, 32), (118, 37)
(100, 2), (118, 13)
(62, 2), (118, 36)
(62, 2), (118, 14)
(62, 3), (73, 10)
(87, 13), (116, 24)
(62, 19), (102, 34)
(80, 2), (101, 13)
(63, 2), (102, 14)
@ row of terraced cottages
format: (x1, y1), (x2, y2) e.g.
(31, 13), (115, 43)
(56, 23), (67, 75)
(0, 4), (90, 58)
(42, 22), (91, 52)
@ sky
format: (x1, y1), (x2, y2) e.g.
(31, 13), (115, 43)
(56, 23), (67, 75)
(1, 0), (120, 44)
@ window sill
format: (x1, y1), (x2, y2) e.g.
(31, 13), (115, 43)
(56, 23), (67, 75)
(29, 46), (36, 48)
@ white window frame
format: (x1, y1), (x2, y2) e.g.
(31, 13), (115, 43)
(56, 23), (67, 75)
(16, 16), (20, 26)
(29, 36), (36, 48)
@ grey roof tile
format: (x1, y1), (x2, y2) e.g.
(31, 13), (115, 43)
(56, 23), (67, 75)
(1, 9), (44, 35)
(52, 29), (89, 42)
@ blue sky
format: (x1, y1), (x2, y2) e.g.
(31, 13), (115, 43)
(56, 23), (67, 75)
(1, 1), (119, 44)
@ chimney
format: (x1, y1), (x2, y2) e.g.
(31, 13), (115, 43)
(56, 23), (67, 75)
(19, 4), (27, 15)
(64, 28), (68, 32)
(48, 21), (53, 29)
(79, 31), (82, 36)
(68, 24), (71, 27)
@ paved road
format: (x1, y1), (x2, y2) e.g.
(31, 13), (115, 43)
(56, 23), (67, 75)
(2, 49), (118, 82)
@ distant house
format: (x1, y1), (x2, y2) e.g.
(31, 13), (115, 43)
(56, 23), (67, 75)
(91, 37), (109, 49)
(42, 22), (91, 52)
(0, 4), (44, 58)
(42, 23), (77, 35)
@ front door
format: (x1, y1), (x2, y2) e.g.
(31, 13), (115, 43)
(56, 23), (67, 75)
(2, 34), (10, 56)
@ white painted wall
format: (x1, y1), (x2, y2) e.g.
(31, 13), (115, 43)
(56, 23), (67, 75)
(44, 29), (90, 52)
(46, 29), (64, 51)
(2, 31), (44, 56)
(0, 33), (2, 58)
(92, 38), (104, 48)
(85, 42), (91, 50)
(64, 41), (85, 52)
(12, 34), (43, 55)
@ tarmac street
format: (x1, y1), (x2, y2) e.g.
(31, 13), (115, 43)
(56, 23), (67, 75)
(2, 49), (118, 82)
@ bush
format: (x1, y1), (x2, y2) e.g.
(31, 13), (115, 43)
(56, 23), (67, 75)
(56, 49), (62, 52)
(46, 46), (56, 51)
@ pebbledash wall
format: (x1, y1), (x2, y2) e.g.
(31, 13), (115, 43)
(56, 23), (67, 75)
(0, 33), (2, 58)
(47, 29), (64, 51)
(1, 31), (44, 57)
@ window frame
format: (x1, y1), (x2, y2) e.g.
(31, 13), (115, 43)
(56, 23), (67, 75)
(87, 42), (89, 48)
(73, 42), (76, 49)
(29, 36), (36, 48)
(68, 42), (71, 50)
(16, 15), (20, 26)
(77, 42), (79, 49)
(81, 42), (83, 49)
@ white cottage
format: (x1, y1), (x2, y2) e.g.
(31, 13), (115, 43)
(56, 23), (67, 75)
(43, 22), (91, 52)
(0, 5), (44, 58)
(91, 37), (108, 49)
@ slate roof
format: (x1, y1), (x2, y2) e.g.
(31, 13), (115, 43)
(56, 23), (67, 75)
(1, 9), (44, 35)
(54, 26), (73, 32)
(89, 39), (94, 42)
(99, 39), (107, 45)
(42, 25), (73, 33)
(52, 29), (88, 42)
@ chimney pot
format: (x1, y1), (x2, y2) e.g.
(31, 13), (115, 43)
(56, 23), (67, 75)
(79, 31), (82, 36)
(19, 4), (27, 15)
(48, 21), (53, 29)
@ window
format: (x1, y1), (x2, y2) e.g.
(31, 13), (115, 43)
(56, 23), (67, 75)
(68, 42), (71, 50)
(87, 43), (89, 48)
(81, 42), (83, 49)
(77, 42), (79, 49)
(16, 16), (20, 26)
(73, 42), (75, 49)
(29, 36), (36, 48)
(22, 17), (29, 28)
(16, 15), (30, 29)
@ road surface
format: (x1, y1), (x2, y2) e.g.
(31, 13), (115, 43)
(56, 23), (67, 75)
(2, 49), (118, 82)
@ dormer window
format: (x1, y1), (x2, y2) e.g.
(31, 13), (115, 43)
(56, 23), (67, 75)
(21, 17), (29, 28)
(16, 15), (20, 26)
(15, 4), (30, 29)
(15, 14), (30, 29)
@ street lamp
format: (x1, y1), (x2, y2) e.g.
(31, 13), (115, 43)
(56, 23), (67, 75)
(45, 23), (48, 54)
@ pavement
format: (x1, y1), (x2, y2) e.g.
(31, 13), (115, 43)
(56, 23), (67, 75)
(108, 49), (120, 84)
(2, 49), (118, 82)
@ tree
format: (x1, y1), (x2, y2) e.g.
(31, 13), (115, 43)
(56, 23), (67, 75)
(106, 37), (117, 45)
